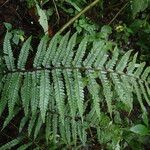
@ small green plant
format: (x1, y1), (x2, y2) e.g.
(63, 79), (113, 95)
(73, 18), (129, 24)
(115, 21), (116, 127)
(0, 28), (150, 149)
(0, 0), (150, 149)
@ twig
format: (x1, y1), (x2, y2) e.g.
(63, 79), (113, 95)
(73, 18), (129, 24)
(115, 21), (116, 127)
(0, 0), (10, 7)
(52, 0), (60, 24)
(57, 0), (100, 34)
(108, 2), (128, 25)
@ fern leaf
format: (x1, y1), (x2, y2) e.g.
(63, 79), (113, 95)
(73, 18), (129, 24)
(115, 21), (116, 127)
(59, 117), (66, 143)
(111, 73), (127, 106)
(116, 50), (132, 72)
(141, 66), (150, 81)
(94, 44), (108, 69)
(52, 114), (58, 143)
(2, 108), (20, 130)
(33, 35), (49, 68)
(127, 53), (138, 74)
(19, 116), (29, 133)
(121, 75), (133, 110)
(99, 71), (113, 116)
(17, 143), (32, 150)
(63, 69), (77, 118)
(8, 73), (21, 114)
(21, 73), (32, 116)
(65, 118), (71, 145)
(73, 37), (88, 67)
(87, 72), (101, 119)
(0, 74), (12, 116)
(134, 62), (146, 78)
(53, 69), (65, 124)
(52, 32), (70, 66)
(74, 69), (84, 122)
(0, 137), (23, 150)
(71, 120), (77, 145)
(145, 82), (150, 100)
(42, 34), (59, 67)
(39, 70), (50, 123)
(45, 114), (52, 143)
(31, 72), (39, 115)
(34, 115), (43, 139)
(139, 80), (150, 106)
(83, 41), (105, 68)
(3, 32), (15, 71)
(77, 121), (87, 146)
(62, 33), (77, 66)
(106, 46), (119, 70)
(17, 37), (32, 70)
(28, 113), (37, 136)
(131, 78), (146, 112)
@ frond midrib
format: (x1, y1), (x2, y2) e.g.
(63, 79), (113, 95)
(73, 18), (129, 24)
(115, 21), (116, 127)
(3, 66), (148, 84)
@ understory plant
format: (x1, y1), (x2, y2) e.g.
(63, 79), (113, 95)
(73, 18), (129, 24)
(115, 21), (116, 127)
(0, 0), (150, 149)
(0, 28), (150, 149)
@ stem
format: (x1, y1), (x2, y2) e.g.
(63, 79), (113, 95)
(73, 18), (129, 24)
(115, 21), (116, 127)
(57, 0), (100, 34)
(108, 2), (128, 25)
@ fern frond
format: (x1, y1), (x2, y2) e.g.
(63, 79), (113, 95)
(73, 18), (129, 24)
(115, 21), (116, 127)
(1, 31), (150, 148)
(3, 32), (15, 71)
(99, 71), (113, 116)
(141, 66), (150, 81)
(16, 143), (32, 150)
(62, 33), (77, 66)
(8, 73), (21, 114)
(39, 70), (50, 122)
(34, 115), (43, 139)
(53, 69), (65, 124)
(28, 113), (37, 136)
(106, 46), (119, 70)
(31, 72), (39, 115)
(63, 69), (77, 118)
(134, 62), (146, 78)
(21, 72), (32, 116)
(83, 41), (105, 68)
(116, 50), (132, 72)
(131, 78), (146, 112)
(74, 69), (84, 122)
(0, 74), (12, 116)
(127, 52), (138, 74)
(2, 108), (20, 130)
(0, 137), (23, 150)
(17, 37), (32, 70)
(52, 32), (70, 66)
(42, 34), (59, 67)
(87, 71), (101, 119)
(73, 37), (88, 67)
(19, 115), (29, 133)
(33, 35), (49, 68)
(52, 114), (58, 143)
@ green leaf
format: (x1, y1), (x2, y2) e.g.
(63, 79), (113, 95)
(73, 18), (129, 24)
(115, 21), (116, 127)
(130, 124), (149, 136)
(39, 70), (51, 123)
(0, 137), (23, 150)
(73, 37), (88, 67)
(142, 112), (149, 126)
(53, 69), (65, 124)
(74, 69), (84, 122)
(131, 0), (149, 17)
(3, 32), (15, 71)
(116, 50), (132, 72)
(17, 37), (32, 70)
(36, 4), (48, 34)
(33, 35), (49, 68)
(17, 143), (32, 150)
